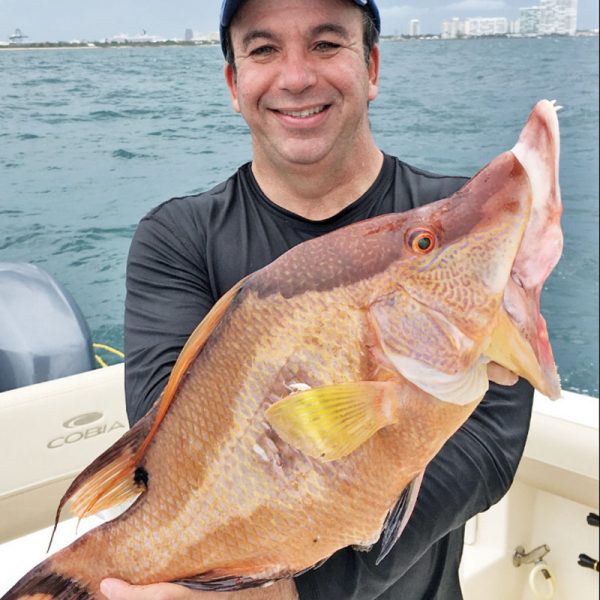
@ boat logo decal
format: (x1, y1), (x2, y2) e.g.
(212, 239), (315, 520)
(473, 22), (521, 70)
(62, 413), (104, 429)
(46, 414), (126, 450)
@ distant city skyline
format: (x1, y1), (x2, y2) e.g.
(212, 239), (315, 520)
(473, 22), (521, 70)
(0, 0), (598, 42)
(440, 0), (580, 38)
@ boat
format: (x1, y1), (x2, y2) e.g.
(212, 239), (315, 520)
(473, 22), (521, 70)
(460, 389), (598, 599)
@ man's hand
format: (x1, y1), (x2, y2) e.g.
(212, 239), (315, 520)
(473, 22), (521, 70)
(486, 362), (519, 387)
(100, 578), (299, 600)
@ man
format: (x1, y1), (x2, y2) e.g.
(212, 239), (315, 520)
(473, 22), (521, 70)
(101, 0), (533, 598)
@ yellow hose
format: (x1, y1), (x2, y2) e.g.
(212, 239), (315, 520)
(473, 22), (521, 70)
(95, 354), (109, 368)
(93, 343), (125, 358)
(93, 343), (125, 368)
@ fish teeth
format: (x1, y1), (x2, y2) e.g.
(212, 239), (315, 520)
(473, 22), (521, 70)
(550, 99), (564, 112)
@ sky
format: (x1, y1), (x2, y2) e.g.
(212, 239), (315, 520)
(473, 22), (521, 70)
(0, 0), (598, 42)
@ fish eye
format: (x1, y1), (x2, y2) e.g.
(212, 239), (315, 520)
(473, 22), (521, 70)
(407, 229), (436, 254)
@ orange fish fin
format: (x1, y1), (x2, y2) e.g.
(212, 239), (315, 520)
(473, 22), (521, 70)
(132, 277), (250, 469)
(376, 471), (424, 565)
(50, 280), (248, 550)
(174, 571), (283, 592)
(49, 403), (157, 550)
(265, 381), (401, 461)
(2, 561), (94, 600)
(49, 279), (247, 550)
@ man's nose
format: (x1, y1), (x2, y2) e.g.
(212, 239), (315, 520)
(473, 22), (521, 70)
(277, 50), (318, 94)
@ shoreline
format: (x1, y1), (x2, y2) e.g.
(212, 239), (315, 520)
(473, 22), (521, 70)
(0, 42), (220, 52)
(1, 31), (597, 51)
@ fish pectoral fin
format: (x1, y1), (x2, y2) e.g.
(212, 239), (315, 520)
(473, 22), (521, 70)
(377, 471), (424, 565)
(265, 382), (400, 462)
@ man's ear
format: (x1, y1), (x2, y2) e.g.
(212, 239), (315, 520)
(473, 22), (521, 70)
(224, 63), (241, 113)
(367, 45), (380, 102)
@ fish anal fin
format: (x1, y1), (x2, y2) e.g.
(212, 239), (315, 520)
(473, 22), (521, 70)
(352, 543), (375, 553)
(265, 381), (402, 462)
(173, 569), (284, 592)
(376, 472), (424, 565)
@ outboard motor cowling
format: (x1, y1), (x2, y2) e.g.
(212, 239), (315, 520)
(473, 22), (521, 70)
(0, 263), (95, 393)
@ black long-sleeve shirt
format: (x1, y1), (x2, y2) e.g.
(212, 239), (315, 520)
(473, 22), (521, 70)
(124, 154), (534, 599)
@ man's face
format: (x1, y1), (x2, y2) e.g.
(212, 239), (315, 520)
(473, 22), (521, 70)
(225, 0), (379, 171)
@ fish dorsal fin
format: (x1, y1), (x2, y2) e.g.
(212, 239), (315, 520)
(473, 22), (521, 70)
(265, 381), (400, 461)
(376, 472), (424, 565)
(52, 279), (247, 541)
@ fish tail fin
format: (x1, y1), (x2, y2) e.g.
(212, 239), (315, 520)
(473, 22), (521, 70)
(1, 560), (94, 600)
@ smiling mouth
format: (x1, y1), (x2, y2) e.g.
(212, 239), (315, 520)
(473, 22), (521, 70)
(276, 105), (329, 118)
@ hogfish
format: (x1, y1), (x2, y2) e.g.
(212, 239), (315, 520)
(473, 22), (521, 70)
(3, 99), (563, 599)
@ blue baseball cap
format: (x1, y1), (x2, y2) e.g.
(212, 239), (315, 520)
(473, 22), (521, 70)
(220, 0), (381, 57)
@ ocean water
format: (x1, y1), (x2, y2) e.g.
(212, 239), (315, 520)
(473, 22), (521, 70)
(0, 37), (598, 396)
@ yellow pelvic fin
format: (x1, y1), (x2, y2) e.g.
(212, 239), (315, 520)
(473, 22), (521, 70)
(265, 382), (399, 462)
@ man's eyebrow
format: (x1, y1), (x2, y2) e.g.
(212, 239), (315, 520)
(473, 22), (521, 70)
(311, 23), (352, 40)
(242, 30), (277, 50)
(240, 23), (352, 51)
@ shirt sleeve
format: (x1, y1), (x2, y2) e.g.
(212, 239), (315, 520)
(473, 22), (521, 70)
(294, 378), (534, 599)
(124, 209), (214, 425)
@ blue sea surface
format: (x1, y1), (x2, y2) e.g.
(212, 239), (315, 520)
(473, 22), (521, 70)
(1, 37), (598, 396)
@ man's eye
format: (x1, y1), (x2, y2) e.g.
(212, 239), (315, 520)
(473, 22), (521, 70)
(250, 45), (276, 57)
(314, 41), (341, 51)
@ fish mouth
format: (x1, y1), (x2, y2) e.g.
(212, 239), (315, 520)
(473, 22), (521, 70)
(484, 100), (563, 400)
(485, 300), (560, 399)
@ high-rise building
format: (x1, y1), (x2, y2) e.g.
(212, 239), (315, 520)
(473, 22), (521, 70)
(409, 19), (420, 37)
(185, 28), (194, 42)
(464, 17), (509, 36)
(545, 0), (578, 35)
(520, 7), (542, 34)
(451, 17), (462, 38)
(441, 17), (463, 39)
(441, 20), (451, 38)
(520, 0), (578, 35)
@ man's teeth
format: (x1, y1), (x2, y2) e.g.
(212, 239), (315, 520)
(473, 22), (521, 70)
(280, 106), (326, 118)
